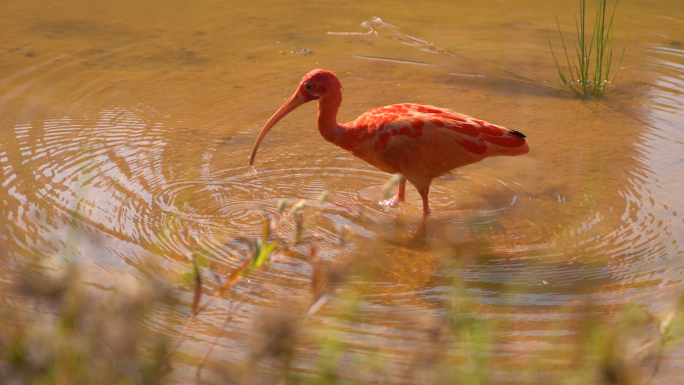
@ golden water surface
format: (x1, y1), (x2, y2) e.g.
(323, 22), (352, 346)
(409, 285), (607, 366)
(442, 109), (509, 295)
(1, 0), (683, 382)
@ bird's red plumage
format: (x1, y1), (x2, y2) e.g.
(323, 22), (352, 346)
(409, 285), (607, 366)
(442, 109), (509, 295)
(340, 103), (529, 183)
(249, 69), (529, 215)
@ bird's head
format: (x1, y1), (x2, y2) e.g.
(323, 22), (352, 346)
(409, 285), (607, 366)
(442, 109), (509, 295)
(296, 69), (343, 102)
(249, 69), (343, 166)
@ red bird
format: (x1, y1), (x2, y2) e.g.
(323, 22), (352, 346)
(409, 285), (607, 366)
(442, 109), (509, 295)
(249, 69), (529, 215)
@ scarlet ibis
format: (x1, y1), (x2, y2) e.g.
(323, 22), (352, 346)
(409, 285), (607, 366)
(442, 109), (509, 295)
(249, 69), (529, 215)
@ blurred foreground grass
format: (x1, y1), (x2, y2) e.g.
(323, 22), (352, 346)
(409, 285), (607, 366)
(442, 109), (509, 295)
(2, 197), (683, 384)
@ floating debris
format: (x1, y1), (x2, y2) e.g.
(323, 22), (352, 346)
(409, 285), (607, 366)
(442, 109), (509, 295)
(291, 47), (313, 54)
(352, 55), (436, 67)
(370, 16), (397, 29)
(330, 16), (457, 57)
(450, 73), (487, 77)
(328, 21), (378, 37)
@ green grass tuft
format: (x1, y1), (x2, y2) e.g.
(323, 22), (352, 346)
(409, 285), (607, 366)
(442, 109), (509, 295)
(547, 0), (630, 98)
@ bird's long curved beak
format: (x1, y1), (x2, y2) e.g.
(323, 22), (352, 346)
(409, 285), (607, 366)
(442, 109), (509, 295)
(249, 92), (307, 166)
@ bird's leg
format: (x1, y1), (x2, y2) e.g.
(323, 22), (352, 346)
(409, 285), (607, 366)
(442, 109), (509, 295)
(418, 184), (431, 216)
(381, 177), (406, 207)
(396, 177), (406, 201)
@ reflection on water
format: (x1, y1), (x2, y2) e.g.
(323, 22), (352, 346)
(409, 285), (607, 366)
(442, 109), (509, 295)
(1, 0), (684, 381)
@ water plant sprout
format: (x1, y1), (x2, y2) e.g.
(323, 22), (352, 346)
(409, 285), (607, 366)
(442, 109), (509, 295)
(547, 0), (630, 98)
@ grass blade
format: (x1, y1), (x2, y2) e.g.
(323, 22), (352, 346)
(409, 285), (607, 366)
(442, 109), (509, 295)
(547, 0), (628, 98)
(611, 13), (631, 85)
(558, 14), (576, 85)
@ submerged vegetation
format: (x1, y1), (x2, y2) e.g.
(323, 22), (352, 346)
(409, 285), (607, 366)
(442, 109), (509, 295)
(2, 194), (684, 384)
(547, 0), (630, 98)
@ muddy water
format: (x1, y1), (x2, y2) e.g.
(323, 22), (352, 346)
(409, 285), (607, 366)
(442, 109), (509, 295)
(1, 0), (683, 382)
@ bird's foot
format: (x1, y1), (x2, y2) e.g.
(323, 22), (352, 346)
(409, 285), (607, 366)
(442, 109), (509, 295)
(380, 195), (404, 207)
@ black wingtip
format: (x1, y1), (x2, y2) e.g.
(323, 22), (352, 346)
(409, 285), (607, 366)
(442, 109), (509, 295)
(510, 130), (526, 139)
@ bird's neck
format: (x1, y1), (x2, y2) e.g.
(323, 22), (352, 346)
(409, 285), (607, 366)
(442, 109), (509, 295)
(316, 92), (354, 150)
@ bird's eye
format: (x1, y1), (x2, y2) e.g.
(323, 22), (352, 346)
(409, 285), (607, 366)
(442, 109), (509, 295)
(305, 84), (312, 90)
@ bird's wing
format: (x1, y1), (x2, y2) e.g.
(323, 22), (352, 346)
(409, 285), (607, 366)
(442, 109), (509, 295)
(349, 104), (529, 180)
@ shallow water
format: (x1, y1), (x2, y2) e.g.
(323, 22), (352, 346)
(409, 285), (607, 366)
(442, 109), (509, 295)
(1, 0), (683, 382)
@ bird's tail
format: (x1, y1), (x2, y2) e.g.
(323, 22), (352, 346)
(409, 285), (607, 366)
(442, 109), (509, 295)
(482, 128), (529, 157)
